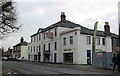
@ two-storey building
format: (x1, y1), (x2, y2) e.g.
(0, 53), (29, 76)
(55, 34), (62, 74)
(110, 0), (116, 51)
(13, 37), (28, 60)
(28, 12), (119, 64)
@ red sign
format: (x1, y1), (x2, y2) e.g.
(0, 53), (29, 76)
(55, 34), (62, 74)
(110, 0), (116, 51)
(45, 32), (53, 39)
(97, 52), (103, 58)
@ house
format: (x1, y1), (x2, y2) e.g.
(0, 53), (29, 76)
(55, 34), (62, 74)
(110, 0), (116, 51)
(13, 37), (28, 60)
(28, 12), (119, 64)
(2, 47), (13, 59)
(0, 47), (4, 60)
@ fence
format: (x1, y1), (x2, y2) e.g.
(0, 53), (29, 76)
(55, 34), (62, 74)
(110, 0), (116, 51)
(92, 52), (113, 69)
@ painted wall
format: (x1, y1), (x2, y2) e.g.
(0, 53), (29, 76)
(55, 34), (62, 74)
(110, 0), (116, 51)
(28, 25), (113, 64)
(29, 26), (72, 63)
(21, 46), (28, 60)
(60, 27), (80, 64)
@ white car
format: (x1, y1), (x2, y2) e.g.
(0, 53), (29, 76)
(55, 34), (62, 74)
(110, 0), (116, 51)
(2, 57), (8, 61)
(16, 57), (25, 61)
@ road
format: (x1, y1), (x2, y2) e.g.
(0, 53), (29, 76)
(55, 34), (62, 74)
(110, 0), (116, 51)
(2, 61), (110, 75)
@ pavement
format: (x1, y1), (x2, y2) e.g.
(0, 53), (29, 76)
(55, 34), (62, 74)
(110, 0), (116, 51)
(2, 61), (120, 74)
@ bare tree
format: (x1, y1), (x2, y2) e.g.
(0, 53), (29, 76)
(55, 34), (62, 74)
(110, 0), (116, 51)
(0, 0), (20, 38)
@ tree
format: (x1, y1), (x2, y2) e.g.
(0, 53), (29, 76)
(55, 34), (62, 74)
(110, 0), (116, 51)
(0, 0), (20, 38)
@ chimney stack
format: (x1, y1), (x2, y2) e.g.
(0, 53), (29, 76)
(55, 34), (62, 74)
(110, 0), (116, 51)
(60, 12), (66, 22)
(20, 37), (24, 43)
(104, 22), (110, 36)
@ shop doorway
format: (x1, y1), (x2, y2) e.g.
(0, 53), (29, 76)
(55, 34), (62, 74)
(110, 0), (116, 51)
(54, 53), (57, 63)
(87, 50), (91, 65)
(63, 53), (73, 63)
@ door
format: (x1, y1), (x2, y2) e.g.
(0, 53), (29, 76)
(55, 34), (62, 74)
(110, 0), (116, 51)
(87, 50), (91, 65)
(54, 53), (57, 63)
(34, 55), (37, 61)
(63, 53), (73, 63)
(38, 52), (41, 62)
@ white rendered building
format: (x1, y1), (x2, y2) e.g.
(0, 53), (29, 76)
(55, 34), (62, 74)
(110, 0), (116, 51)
(28, 12), (119, 64)
(13, 37), (28, 60)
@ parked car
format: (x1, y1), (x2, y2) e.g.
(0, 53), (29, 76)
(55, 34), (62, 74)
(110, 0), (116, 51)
(16, 57), (25, 61)
(2, 57), (8, 61)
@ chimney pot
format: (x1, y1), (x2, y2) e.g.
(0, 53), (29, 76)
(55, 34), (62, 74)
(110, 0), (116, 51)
(104, 22), (110, 36)
(105, 22), (109, 25)
(60, 12), (66, 22)
(20, 37), (24, 43)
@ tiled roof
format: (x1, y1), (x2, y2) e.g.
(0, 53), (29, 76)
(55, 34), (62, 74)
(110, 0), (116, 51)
(31, 20), (118, 38)
(13, 41), (28, 47)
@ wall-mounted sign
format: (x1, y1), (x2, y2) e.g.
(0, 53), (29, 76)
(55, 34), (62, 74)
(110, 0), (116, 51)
(64, 49), (71, 51)
(45, 32), (53, 39)
(97, 52), (103, 58)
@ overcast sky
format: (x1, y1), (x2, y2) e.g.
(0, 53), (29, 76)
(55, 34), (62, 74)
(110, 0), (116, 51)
(1, 0), (120, 50)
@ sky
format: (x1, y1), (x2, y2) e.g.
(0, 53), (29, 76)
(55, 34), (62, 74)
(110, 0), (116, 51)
(1, 0), (120, 50)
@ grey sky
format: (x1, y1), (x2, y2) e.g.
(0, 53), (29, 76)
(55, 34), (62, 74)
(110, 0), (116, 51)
(1, 0), (119, 50)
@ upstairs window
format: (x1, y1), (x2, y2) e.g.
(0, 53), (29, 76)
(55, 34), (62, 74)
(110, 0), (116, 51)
(44, 33), (45, 39)
(44, 44), (45, 51)
(36, 46), (38, 52)
(34, 36), (35, 42)
(54, 42), (57, 50)
(28, 46), (30, 51)
(34, 46), (35, 52)
(70, 36), (73, 45)
(37, 35), (38, 41)
(54, 28), (57, 36)
(75, 32), (77, 35)
(116, 39), (119, 47)
(31, 37), (33, 43)
(39, 45), (41, 52)
(48, 43), (50, 51)
(86, 36), (91, 44)
(102, 38), (105, 45)
(39, 33), (41, 41)
(63, 37), (66, 45)
(31, 47), (32, 52)
(97, 37), (100, 45)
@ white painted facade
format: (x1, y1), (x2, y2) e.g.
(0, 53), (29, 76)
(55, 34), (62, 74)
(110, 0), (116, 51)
(28, 27), (72, 63)
(60, 27), (113, 64)
(13, 37), (28, 60)
(28, 13), (115, 64)
(13, 45), (28, 60)
(28, 25), (113, 64)
(21, 46), (28, 60)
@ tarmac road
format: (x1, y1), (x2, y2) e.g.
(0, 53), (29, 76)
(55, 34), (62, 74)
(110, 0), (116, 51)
(2, 61), (106, 74)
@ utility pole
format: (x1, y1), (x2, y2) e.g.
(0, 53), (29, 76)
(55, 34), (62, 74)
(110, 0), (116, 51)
(118, 1), (120, 51)
(119, 22), (120, 51)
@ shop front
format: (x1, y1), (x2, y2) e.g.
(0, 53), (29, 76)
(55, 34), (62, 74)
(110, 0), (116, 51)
(43, 51), (50, 63)
(63, 53), (73, 63)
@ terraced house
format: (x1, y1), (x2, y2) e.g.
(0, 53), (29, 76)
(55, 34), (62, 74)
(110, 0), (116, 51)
(28, 12), (119, 64)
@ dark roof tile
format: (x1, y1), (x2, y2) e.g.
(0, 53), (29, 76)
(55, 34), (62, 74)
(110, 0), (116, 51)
(31, 20), (119, 38)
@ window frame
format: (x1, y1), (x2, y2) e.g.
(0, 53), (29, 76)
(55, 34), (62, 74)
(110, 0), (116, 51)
(97, 37), (100, 45)
(102, 38), (105, 45)
(39, 45), (41, 52)
(63, 37), (66, 45)
(86, 36), (91, 44)
(70, 36), (73, 45)
(54, 28), (57, 36)
(54, 42), (57, 50)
